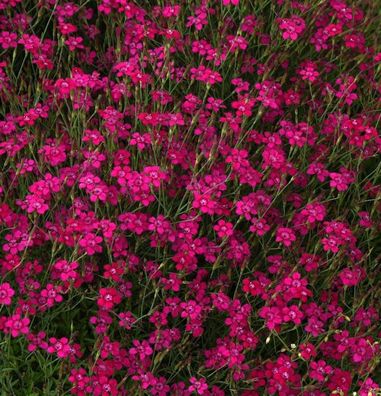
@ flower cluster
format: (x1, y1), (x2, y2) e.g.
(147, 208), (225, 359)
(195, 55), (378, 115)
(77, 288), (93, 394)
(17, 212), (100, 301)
(0, 0), (380, 395)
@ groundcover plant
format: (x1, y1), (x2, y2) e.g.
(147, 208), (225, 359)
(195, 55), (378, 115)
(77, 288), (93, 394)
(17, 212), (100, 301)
(0, 0), (381, 394)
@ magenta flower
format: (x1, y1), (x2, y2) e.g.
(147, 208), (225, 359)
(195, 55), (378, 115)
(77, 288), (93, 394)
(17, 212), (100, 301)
(40, 284), (63, 307)
(53, 260), (78, 282)
(309, 359), (333, 382)
(47, 337), (71, 358)
(188, 377), (208, 395)
(259, 306), (283, 331)
(79, 233), (103, 256)
(24, 194), (49, 214)
(97, 287), (122, 310)
(190, 65), (222, 85)
(275, 227), (296, 247)
(0, 283), (15, 305)
(213, 220), (234, 238)
(129, 339), (153, 360)
(5, 314), (30, 337)
(277, 15), (306, 41)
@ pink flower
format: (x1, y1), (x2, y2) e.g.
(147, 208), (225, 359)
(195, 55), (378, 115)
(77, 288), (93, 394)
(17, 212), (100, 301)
(93, 375), (118, 396)
(190, 65), (222, 85)
(259, 306), (283, 330)
(24, 194), (49, 214)
(282, 305), (304, 325)
(213, 220), (234, 238)
(0, 283), (15, 305)
(53, 260), (78, 282)
(65, 36), (84, 51)
(305, 317), (324, 337)
(298, 61), (319, 82)
(321, 236), (342, 253)
(129, 339), (153, 360)
(278, 15), (306, 41)
(130, 132), (151, 151)
(339, 266), (365, 287)
(358, 378), (381, 396)
(27, 331), (48, 352)
(299, 343), (317, 360)
(47, 337), (72, 358)
(180, 300), (202, 320)
(192, 193), (217, 215)
(160, 273), (182, 292)
(249, 218), (270, 236)
(118, 311), (136, 330)
(329, 168), (355, 191)
(188, 377), (208, 395)
(68, 368), (91, 395)
(309, 360), (333, 382)
(307, 162), (329, 182)
(262, 146), (286, 169)
(358, 211), (373, 228)
(0, 31), (18, 49)
(40, 284), (63, 307)
(79, 233), (103, 255)
(275, 227), (296, 247)
(5, 314), (30, 337)
(255, 80), (283, 109)
(300, 202), (326, 223)
(97, 287), (122, 310)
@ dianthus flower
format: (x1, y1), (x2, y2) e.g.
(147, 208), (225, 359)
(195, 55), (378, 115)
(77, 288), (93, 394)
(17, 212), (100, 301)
(47, 337), (72, 358)
(5, 314), (30, 337)
(97, 287), (122, 310)
(300, 202), (326, 223)
(79, 233), (103, 256)
(275, 227), (296, 247)
(40, 284), (63, 307)
(53, 260), (78, 282)
(188, 377), (208, 395)
(190, 65), (222, 85)
(0, 31), (18, 49)
(23, 194), (49, 214)
(0, 283), (15, 305)
(298, 61), (319, 82)
(329, 167), (355, 191)
(118, 311), (136, 330)
(213, 220), (234, 238)
(309, 360), (333, 382)
(277, 15), (306, 41)
(259, 306), (283, 330)
(129, 339), (153, 360)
